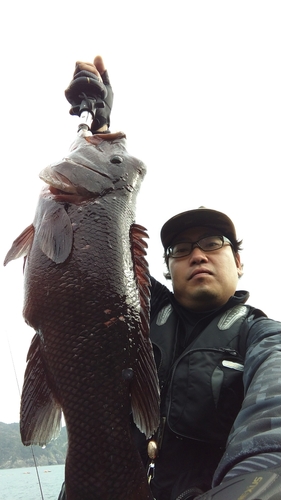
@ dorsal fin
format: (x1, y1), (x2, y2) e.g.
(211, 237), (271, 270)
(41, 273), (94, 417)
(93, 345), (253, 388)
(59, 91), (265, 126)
(130, 223), (150, 338)
(129, 223), (160, 438)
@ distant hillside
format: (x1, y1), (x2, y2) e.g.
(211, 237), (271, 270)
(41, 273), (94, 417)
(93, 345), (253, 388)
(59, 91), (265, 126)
(0, 422), (67, 469)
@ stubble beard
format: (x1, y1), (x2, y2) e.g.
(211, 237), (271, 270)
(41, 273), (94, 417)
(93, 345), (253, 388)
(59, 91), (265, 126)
(187, 286), (221, 311)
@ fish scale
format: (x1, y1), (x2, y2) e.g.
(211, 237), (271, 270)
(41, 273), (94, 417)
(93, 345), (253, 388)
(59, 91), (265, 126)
(4, 132), (159, 499)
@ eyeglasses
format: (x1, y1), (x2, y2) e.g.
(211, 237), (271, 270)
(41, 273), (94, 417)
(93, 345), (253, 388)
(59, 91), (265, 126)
(166, 235), (233, 259)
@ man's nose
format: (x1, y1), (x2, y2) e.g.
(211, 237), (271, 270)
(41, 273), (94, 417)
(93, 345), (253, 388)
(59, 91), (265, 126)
(189, 245), (208, 263)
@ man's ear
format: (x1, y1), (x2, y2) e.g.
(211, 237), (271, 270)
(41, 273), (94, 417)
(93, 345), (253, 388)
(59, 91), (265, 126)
(235, 253), (243, 277)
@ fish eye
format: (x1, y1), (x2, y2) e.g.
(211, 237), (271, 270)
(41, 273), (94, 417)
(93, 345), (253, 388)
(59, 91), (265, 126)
(110, 155), (123, 164)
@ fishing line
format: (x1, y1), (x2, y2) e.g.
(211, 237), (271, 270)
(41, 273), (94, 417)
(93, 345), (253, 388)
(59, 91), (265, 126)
(6, 334), (21, 395)
(6, 334), (45, 500)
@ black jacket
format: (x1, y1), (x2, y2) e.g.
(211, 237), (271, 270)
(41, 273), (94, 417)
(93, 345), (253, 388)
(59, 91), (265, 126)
(133, 278), (281, 500)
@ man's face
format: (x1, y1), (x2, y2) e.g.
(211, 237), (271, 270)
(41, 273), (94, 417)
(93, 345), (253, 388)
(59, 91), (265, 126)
(168, 226), (242, 311)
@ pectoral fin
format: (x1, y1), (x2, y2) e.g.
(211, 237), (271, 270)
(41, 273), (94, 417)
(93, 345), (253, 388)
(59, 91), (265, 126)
(36, 202), (73, 264)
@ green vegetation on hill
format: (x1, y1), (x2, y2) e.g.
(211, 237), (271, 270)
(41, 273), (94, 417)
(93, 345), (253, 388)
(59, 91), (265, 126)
(0, 422), (67, 469)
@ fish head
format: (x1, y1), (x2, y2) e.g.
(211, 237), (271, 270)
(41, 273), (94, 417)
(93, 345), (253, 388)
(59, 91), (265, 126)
(39, 132), (147, 201)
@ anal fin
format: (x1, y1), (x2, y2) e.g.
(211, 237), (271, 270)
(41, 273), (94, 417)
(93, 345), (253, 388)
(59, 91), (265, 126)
(20, 333), (62, 446)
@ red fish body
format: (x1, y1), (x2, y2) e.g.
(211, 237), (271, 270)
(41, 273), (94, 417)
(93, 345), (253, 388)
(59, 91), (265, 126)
(5, 132), (159, 500)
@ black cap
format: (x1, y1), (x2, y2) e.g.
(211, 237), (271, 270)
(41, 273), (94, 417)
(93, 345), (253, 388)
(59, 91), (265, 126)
(160, 207), (237, 250)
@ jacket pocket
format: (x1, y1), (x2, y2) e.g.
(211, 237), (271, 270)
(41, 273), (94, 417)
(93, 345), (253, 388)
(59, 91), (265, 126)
(167, 348), (244, 445)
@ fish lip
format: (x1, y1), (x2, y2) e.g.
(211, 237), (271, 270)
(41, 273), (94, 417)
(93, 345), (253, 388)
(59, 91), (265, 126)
(189, 268), (213, 280)
(64, 158), (112, 180)
(40, 159), (112, 194)
(40, 167), (78, 194)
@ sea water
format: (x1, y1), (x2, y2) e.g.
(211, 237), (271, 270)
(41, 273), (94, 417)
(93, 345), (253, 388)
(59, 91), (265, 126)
(0, 464), (65, 500)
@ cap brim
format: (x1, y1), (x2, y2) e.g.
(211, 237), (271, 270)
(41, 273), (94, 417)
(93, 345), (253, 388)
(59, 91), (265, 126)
(160, 208), (237, 249)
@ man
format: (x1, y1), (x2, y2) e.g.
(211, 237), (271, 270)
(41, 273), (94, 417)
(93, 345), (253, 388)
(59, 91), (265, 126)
(140, 209), (281, 499)
(59, 57), (281, 499)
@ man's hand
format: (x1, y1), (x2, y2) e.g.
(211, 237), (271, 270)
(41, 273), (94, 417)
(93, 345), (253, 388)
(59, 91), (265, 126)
(65, 56), (113, 133)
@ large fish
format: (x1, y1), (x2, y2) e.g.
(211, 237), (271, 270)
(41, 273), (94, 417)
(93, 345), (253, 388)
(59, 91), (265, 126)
(4, 131), (160, 500)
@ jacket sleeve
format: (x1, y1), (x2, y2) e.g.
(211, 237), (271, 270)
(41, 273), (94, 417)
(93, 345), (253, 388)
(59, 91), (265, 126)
(150, 276), (171, 322)
(212, 316), (281, 486)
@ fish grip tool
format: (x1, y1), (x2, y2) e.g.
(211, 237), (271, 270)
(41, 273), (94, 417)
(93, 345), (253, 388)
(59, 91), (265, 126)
(65, 70), (108, 133)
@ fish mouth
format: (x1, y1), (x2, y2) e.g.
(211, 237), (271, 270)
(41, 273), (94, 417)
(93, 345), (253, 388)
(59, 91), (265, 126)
(40, 159), (111, 196)
(43, 170), (78, 194)
(61, 158), (112, 180)
(40, 169), (93, 203)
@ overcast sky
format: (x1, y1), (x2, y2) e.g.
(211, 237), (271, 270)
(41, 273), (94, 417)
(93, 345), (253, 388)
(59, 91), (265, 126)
(1, 1), (281, 424)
